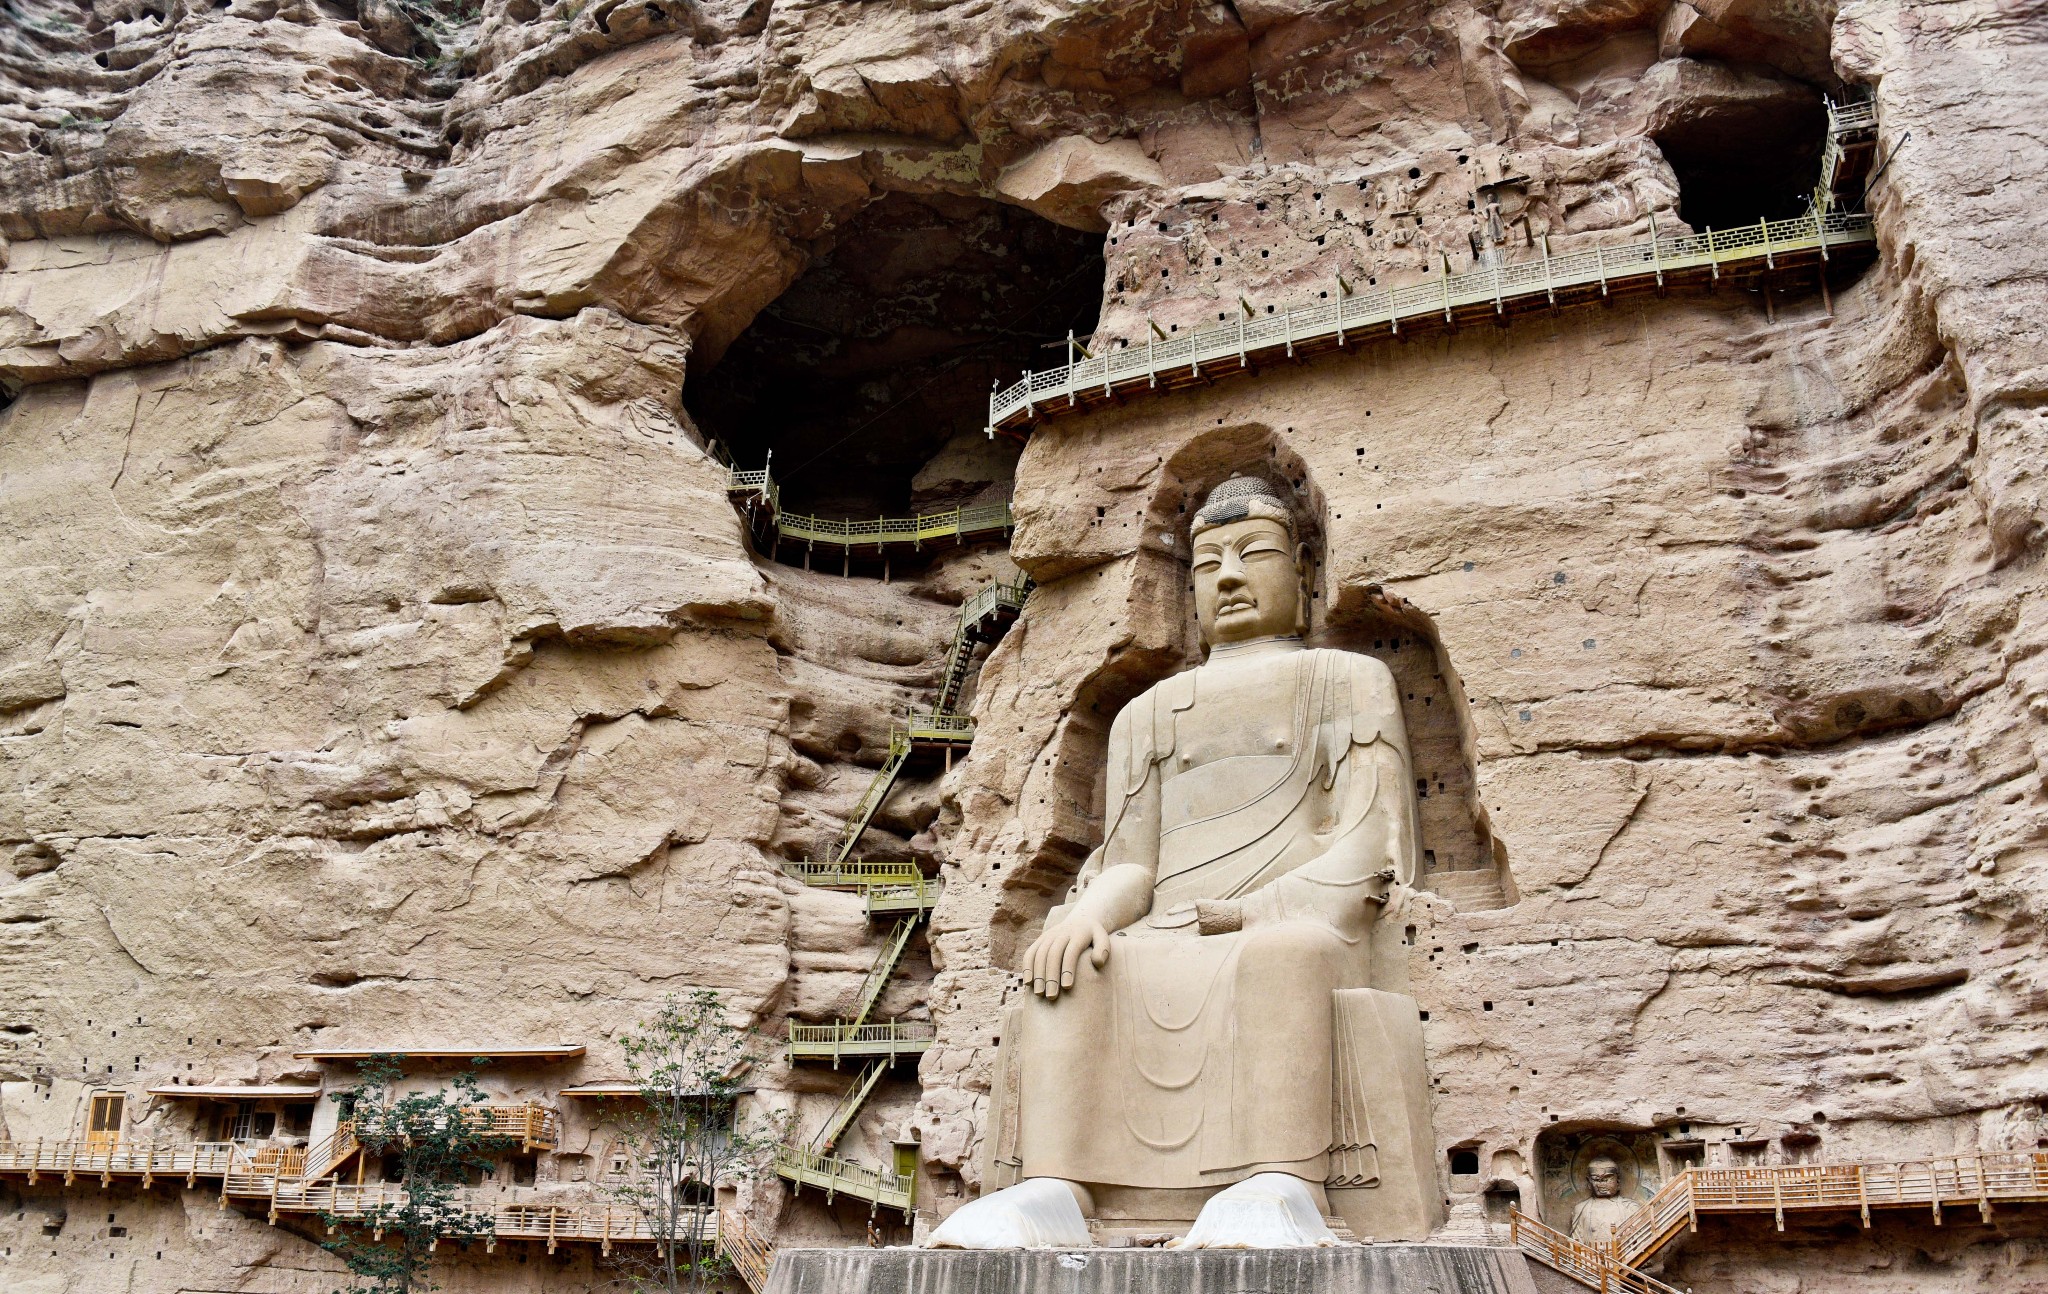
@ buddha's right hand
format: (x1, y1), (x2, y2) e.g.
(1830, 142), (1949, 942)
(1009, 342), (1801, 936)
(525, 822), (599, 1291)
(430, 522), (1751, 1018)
(1024, 913), (1111, 1001)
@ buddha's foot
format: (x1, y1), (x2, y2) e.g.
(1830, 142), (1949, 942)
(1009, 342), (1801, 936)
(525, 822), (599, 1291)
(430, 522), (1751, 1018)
(1170, 1172), (1343, 1249)
(926, 1177), (1093, 1249)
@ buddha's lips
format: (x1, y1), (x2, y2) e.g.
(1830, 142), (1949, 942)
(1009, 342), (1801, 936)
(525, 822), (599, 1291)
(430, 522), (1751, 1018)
(1217, 596), (1257, 614)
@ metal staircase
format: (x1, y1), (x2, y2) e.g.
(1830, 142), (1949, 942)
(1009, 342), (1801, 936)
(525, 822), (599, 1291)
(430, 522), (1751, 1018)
(1815, 97), (1880, 213)
(813, 1062), (889, 1154)
(831, 729), (912, 864)
(933, 575), (1033, 715)
(772, 574), (1030, 1219)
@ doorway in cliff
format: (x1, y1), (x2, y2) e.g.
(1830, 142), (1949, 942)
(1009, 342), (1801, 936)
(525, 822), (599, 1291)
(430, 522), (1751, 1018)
(1653, 89), (1828, 232)
(685, 192), (1105, 522)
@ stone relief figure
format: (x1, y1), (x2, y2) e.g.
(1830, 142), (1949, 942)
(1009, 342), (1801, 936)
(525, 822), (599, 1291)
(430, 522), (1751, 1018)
(935, 476), (1443, 1248)
(1569, 1156), (1642, 1246)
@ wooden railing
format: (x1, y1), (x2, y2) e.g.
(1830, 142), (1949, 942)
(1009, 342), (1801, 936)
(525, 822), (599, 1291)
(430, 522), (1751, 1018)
(786, 1018), (936, 1063)
(774, 1142), (914, 1213)
(300, 1121), (359, 1181)
(0, 1134), (665, 1250)
(0, 1138), (241, 1184)
(1510, 1210), (1684, 1294)
(475, 1101), (560, 1152)
(719, 1208), (776, 1292)
(987, 210), (1876, 433)
(1517, 1152), (2048, 1292)
(782, 859), (923, 889)
(291, 1180), (689, 1251)
(1677, 1152), (2048, 1236)
(1607, 1170), (1699, 1265)
(866, 877), (942, 916)
(900, 711), (973, 744)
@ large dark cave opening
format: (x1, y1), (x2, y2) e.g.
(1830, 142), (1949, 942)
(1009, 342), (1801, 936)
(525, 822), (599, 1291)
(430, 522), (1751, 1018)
(1654, 91), (1828, 232)
(686, 193), (1105, 518)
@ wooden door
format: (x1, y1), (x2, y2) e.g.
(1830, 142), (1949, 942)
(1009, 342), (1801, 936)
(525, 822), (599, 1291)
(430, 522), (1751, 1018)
(86, 1093), (124, 1148)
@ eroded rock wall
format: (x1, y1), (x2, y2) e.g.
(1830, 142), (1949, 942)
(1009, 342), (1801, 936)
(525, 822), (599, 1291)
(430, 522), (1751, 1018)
(1, 0), (2045, 1288)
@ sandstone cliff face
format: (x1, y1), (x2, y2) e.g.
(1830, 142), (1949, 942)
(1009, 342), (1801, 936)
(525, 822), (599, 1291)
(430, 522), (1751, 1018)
(3, 0), (2046, 1288)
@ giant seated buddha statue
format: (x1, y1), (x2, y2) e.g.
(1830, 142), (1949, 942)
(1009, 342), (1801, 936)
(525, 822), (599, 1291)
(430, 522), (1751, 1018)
(933, 476), (1445, 1248)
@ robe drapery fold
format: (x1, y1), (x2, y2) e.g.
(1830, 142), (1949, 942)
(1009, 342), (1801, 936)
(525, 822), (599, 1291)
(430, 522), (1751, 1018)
(1014, 648), (1414, 1191)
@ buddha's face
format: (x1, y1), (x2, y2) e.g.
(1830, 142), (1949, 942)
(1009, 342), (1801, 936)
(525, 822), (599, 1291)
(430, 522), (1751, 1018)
(1192, 516), (1303, 647)
(1587, 1159), (1621, 1199)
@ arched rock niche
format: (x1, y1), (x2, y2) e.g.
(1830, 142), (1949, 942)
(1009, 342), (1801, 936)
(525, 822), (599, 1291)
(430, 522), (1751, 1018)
(992, 422), (1511, 969)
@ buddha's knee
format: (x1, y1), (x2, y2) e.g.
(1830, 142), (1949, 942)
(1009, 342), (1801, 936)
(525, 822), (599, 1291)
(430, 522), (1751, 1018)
(1237, 919), (1345, 967)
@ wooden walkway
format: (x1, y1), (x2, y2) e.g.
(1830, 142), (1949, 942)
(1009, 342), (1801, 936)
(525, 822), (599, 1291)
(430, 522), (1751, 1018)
(0, 1134), (685, 1253)
(1518, 1150), (2048, 1292)
(984, 209), (1876, 436)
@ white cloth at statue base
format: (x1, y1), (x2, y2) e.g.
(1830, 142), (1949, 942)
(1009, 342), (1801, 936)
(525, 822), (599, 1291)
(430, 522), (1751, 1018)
(926, 1177), (1093, 1250)
(1169, 1173), (1344, 1249)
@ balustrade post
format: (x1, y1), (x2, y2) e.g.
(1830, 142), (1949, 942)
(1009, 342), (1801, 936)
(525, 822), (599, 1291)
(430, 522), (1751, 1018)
(1761, 216), (1775, 269)
(1596, 243), (1609, 295)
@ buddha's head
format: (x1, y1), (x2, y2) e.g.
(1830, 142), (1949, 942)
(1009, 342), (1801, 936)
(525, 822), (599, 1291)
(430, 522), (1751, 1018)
(1190, 476), (1309, 648)
(1586, 1157), (1622, 1199)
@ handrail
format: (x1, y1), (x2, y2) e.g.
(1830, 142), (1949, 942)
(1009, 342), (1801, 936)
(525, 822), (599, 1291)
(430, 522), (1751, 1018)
(781, 859), (923, 888)
(774, 1142), (914, 1212)
(813, 1061), (889, 1153)
(1510, 1209), (1685, 1294)
(902, 711), (974, 742)
(988, 210), (1876, 432)
(866, 877), (942, 915)
(719, 1208), (775, 1292)
(851, 918), (921, 1027)
(1609, 1150), (2048, 1266)
(727, 464), (1014, 556)
(831, 730), (913, 865)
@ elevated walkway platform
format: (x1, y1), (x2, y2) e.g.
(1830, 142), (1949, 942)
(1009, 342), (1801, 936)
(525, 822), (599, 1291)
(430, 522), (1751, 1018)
(725, 465), (1014, 569)
(1517, 1149), (2048, 1292)
(986, 210), (1877, 436)
(773, 1143), (915, 1216)
(0, 1132), (697, 1254)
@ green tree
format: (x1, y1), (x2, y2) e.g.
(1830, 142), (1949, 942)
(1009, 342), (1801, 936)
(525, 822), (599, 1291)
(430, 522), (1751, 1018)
(322, 1056), (514, 1294)
(606, 992), (783, 1294)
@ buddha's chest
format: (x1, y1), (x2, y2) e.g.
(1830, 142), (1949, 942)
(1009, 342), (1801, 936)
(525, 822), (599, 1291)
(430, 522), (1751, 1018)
(1164, 660), (1304, 775)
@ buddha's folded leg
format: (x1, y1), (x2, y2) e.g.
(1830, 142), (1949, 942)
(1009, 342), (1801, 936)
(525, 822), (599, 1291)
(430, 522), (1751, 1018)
(1207, 920), (1349, 1184)
(1014, 951), (1124, 1182)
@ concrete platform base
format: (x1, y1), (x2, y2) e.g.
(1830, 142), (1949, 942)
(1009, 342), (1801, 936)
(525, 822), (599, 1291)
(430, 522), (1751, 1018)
(763, 1243), (1542, 1294)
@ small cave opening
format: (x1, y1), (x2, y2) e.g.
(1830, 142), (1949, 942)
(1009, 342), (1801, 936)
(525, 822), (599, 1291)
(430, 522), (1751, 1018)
(685, 192), (1104, 522)
(1653, 90), (1828, 232)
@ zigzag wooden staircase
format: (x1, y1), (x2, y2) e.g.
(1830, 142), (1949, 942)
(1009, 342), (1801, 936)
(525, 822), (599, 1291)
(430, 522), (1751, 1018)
(774, 576), (1031, 1220)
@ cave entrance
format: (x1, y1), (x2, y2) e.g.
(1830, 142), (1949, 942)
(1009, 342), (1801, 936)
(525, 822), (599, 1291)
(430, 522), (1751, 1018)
(1653, 91), (1827, 232)
(686, 192), (1104, 526)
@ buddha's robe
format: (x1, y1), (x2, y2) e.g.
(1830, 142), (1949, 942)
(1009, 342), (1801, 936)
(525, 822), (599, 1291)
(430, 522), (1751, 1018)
(1013, 644), (1419, 1190)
